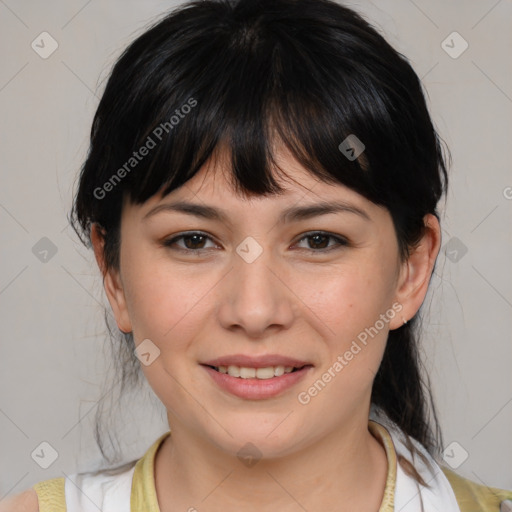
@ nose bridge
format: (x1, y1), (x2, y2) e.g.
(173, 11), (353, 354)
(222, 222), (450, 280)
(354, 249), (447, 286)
(218, 235), (294, 335)
(234, 235), (280, 303)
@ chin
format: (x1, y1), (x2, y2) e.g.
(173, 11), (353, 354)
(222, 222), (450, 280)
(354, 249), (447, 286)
(204, 417), (304, 460)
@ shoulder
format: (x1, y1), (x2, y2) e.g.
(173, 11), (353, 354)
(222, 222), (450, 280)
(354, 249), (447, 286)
(0, 488), (39, 512)
(441, 466), (512, 511)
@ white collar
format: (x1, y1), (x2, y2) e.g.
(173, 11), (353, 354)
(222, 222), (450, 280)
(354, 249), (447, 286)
(370, 406), (461, 511)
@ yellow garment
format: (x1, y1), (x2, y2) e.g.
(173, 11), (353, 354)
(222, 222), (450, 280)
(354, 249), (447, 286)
(32, 421), (512, 511)
(31, 477), (66, 512)
(130, 430), (168, 511)
(442, 466), (512, 512)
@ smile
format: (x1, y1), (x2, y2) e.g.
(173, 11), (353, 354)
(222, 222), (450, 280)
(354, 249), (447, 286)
(201, 364), (314, 399)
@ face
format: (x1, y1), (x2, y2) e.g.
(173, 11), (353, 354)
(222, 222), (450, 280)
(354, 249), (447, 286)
(96, 147), (437, 459)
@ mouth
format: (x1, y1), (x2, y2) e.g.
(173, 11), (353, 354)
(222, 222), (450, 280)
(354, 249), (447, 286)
(200, 358), (314, 399)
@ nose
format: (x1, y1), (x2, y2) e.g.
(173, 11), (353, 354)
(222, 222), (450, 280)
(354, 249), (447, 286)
(216, 240), (296, 339)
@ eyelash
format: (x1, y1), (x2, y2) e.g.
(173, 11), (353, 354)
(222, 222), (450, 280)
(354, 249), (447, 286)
(162, 231), (349, 254)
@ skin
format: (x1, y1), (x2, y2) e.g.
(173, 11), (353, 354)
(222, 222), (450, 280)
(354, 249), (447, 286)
(0, 490), (38, 512)
(85, 146), (441, 512)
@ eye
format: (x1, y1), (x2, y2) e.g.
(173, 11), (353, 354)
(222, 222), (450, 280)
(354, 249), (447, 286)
(162, 231), (349, 254)
(162, 232), (218, 252)
(294, 231), (349, 252)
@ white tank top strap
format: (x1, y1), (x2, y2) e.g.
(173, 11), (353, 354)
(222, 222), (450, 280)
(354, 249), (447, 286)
(64, 465), (135, 512)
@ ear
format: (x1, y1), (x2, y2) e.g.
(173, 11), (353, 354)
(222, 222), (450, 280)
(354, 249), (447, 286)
(388, 213), (441, 330)
(90, 223), (132, 334)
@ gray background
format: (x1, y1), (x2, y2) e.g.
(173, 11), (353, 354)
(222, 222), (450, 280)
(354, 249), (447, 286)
(1, 0), (511, 499)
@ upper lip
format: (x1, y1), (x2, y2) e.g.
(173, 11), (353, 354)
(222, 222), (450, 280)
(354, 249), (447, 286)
(201, 354), (313, 368)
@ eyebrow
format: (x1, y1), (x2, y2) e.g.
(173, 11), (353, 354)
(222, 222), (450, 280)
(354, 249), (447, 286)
(142, 199), (371, 224)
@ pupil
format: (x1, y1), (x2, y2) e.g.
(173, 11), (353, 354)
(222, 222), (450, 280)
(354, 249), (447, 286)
(310, 234), (328, 249)
(185, 234), (204, 249)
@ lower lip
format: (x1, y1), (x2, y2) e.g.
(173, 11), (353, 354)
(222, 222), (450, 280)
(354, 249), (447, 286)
(202, 365), (313, 400)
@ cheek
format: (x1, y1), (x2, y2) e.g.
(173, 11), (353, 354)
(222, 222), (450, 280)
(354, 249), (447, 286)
(310, 263), (394, 332)
(120, 251), (206, 408)
(301, 259), (396, 385)
(120, 246), (204, 338)
(297, 275), (391, 415)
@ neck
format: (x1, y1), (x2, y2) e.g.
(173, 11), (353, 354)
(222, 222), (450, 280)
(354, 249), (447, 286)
(154, 413), (388, 512)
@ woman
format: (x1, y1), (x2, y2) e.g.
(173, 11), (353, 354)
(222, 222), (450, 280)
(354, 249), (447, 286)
(4, 0), (511, 510)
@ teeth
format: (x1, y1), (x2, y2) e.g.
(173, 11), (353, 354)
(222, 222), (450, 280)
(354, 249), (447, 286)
(215, 365), (300, 379)
(227, 365), (240, 377)
(256, 367), (274, 379)
(240, 367), (256, 378)
(274, 366), (285, 377)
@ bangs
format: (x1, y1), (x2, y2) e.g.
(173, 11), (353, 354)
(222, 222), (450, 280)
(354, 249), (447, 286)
(104, 32), (373, 205)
